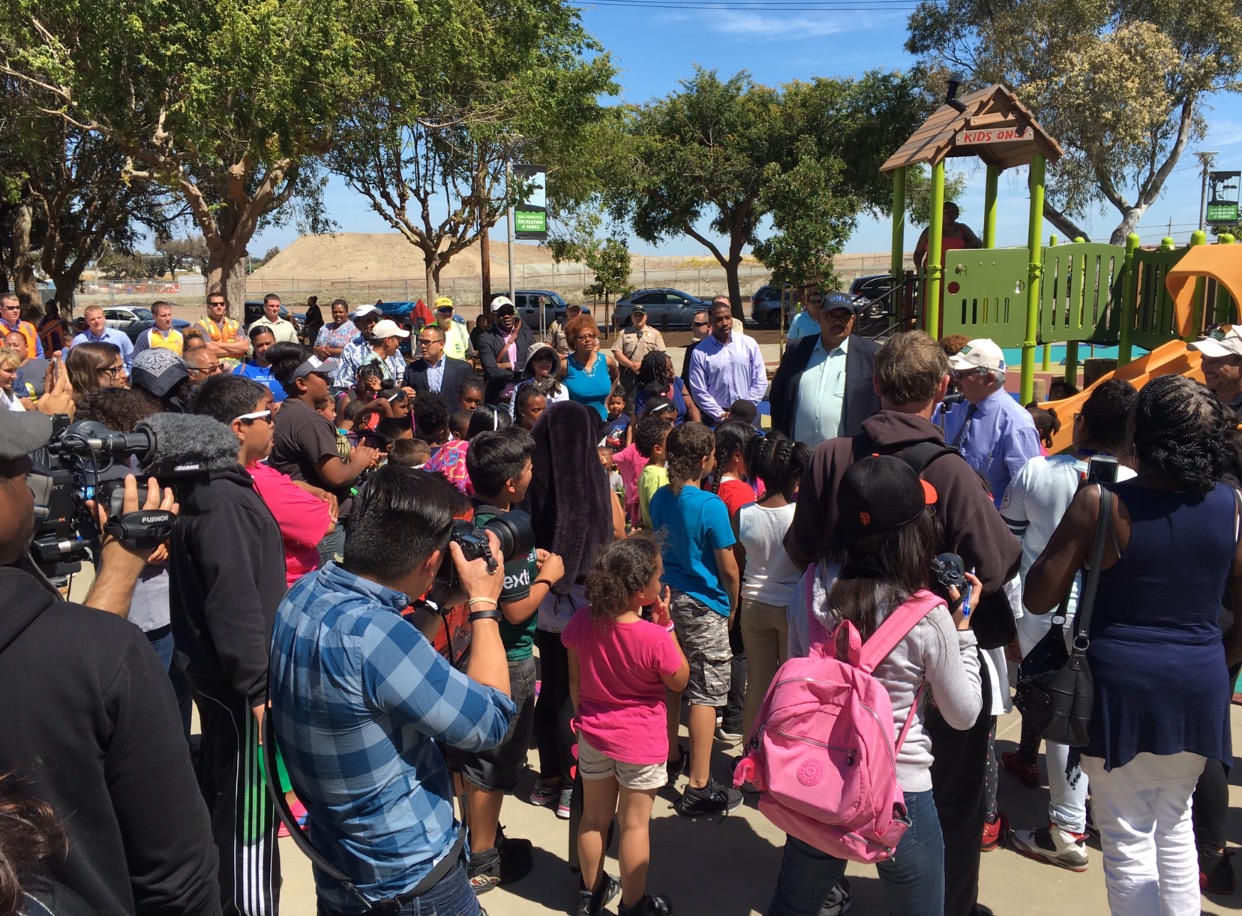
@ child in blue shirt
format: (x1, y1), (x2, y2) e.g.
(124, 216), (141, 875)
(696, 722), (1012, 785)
(648, 421), (742, 818)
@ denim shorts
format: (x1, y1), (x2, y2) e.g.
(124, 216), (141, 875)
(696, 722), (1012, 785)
(669, 591), (731, 707)
(456, 655), (536, 793)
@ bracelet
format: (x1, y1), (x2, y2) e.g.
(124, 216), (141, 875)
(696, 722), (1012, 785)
(534, 578), (555, 589)
(467, 597), (499, 609)
(469, 609), (504, 623)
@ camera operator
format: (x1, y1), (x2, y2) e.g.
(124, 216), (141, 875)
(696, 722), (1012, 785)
(269, 465), (516, 916)
(0, 408), (220, 914)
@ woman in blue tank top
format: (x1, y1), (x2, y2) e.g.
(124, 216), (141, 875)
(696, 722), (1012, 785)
(1026, 375), (1242, 916)
(559, 314), (617, 421)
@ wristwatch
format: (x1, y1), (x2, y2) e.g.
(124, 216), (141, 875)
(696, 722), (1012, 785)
(468, 609), (504, 624)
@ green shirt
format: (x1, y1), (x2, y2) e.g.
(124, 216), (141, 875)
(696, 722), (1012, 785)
(638, 463), (669, 529)
(472, 502), (538, 660)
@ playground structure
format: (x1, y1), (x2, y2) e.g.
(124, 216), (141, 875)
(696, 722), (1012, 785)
(876, 84), (1241, 453)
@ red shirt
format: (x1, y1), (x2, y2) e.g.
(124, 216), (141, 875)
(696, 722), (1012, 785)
(716, 477), (756, 517)
(247, 461), (333, 587)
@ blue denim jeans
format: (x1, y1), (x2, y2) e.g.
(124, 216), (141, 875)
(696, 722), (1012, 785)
(767, 789), (944, 916)
(317, 861), (480, 916)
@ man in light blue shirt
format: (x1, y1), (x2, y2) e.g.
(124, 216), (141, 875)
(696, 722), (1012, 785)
(687, 301), (768, 424)
(785, 287), (822, 342)
(69, 304), (134, 370)
(942, 337), (1042, 506)
(769, 292), (880, 445)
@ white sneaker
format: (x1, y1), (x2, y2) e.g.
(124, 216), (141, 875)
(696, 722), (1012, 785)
(1011, 822), (1089, 872)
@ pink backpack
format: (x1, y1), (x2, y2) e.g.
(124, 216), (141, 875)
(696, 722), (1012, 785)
(733, 581), (942, 863)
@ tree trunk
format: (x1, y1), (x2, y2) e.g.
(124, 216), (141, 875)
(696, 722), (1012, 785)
(425, 260), (436, 307)
(0, 201), (40, 308)
(1108, 207), (1146, 246)
(53, 273), (82, 312)
(206, 252), (248, 319)
(725, 258), (743, 321)
(480, 219), (491, 303)
(1042, 203), (1093, 244)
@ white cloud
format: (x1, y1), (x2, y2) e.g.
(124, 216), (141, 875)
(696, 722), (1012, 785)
(706, 10), (846, 40)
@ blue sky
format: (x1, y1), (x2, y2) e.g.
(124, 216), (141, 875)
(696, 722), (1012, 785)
(251, 3), (1242, 259)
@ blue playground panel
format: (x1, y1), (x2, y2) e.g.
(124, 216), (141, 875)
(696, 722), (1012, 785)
(999, 343), (1140, 367)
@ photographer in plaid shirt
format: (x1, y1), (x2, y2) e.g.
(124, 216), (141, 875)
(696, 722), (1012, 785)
(269, 466), (516, 915)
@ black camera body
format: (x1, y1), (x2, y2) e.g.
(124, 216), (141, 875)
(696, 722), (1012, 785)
(447, 510), (535, 574)
(931, 552), (968, 591)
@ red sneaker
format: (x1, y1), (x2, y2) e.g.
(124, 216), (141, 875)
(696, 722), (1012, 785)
(1000, 750), (1041, 788)
(981, 811), (1009, 852)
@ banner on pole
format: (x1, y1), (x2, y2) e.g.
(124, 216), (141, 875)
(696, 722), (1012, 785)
(514, 165), (548, 241)
(1207, 171), (1240, 225)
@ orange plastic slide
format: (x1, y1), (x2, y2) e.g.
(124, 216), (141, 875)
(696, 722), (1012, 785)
(1042, 340), (1203, 455)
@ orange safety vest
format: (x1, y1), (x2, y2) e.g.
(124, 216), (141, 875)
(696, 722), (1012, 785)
(2, 320), (39, 358)
(196, 316), (240, 344)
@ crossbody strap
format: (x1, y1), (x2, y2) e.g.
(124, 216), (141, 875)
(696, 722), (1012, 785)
(1071, 485), (1114, 651)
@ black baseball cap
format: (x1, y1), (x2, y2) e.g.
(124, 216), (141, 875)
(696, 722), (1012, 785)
(835, 455), (937, 543)
(821, 292), (858, 314)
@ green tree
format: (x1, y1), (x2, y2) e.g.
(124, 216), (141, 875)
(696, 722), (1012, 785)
(325, 0), (617, 304)
(608, 69), (930, 314)
(547, 208), (632, 307)
(907, 1), (1242, 244)
(1, 0), (380, 315)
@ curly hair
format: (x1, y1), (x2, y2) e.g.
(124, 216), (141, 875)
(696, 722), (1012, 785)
(413, 390), (450, 439)
(1077, 378), (1136, 452)
(637, 350), (672, 390)
(563, 313), (599, 349)
(744, 431), (810, 496)
(1131, 374), (1230, 498)
(584, 533), (662, 625)
(712, 420), (758, 483)
(665, 421), (714, 494)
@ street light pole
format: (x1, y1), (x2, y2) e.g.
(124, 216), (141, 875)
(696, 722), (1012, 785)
(1197, 151), (1219, 233)
(506, 159), (516, 305)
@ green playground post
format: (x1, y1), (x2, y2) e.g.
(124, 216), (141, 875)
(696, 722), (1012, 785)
(983, 165), (999, 248)
(925, 161), (946, 337)
(1042, 236), (1055, 372)
(1119, 233), (1140, 366)
(891, 167), (906, 302)
(1021, 155), (1046, 404)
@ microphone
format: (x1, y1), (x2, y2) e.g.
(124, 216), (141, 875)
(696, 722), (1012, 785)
(136, 413), (241, 478)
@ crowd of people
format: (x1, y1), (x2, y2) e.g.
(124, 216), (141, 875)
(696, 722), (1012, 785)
(0, 285), (1240, 916)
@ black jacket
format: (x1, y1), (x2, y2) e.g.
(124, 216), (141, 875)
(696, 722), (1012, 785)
(403, 355), (476, 401)
(169, 465), (286, 707)
(476, 323), (534, 405)
(0, 565), (221, 915)
(769, 333), (881, 439)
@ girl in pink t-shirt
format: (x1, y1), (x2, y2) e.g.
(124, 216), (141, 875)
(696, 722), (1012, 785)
(563, 535), (689, 916)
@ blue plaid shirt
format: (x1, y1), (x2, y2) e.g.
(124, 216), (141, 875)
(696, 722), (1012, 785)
(269, 562), (515, 911)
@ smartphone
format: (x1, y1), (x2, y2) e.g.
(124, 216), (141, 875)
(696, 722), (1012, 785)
(1087, 455), (1119, 484)
(960, 566), (976, 620)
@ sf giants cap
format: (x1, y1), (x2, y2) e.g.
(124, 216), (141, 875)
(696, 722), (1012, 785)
(835, 455), (937, 544)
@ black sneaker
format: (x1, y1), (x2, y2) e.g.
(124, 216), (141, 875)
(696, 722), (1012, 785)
(675, 779), (743, 817)
(578, 873), (621, 916)
(496, 833), (533, 886)
(618, 892), (674, 916)
(1200, 847), (1236, 895)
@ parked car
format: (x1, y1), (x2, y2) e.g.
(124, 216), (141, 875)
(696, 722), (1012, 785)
(750, 284), (794, 328)
(101, 306), (191, 342)
(612, 288), (712, 331)
(849, 274), (898, 311)
(488, 290), (587, 328)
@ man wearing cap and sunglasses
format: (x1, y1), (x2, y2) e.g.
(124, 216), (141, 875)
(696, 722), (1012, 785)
(477, 297), (533, 406)
(270, 348), (381, 563)
(770, 290), (880, 447)
(942, 338), (1042, 507)
(434, 297), (473, 362)
(1190, 325), (1242, 418)
(404, 323), (476, 398)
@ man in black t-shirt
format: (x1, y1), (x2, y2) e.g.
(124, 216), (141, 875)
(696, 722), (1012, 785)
(269, 349), (379, 562)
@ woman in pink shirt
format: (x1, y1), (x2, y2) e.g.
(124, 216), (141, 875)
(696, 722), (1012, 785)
(563, 535), (689, 916)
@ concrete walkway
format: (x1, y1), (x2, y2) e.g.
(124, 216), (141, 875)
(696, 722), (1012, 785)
(277, 701), (1242, 915)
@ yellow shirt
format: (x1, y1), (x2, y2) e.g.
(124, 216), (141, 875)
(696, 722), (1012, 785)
(141, 327), (184, 355)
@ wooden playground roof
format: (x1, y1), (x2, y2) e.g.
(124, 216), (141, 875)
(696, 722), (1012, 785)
(880, 84), (1064, 174)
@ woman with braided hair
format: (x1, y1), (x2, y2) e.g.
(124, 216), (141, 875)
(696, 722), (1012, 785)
(735, 431), (810, 739)
(1026, 374), (1242, 916)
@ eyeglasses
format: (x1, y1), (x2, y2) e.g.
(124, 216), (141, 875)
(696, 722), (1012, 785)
(417, 337), (442, 346)
(99, 364), (126, 378)
(187, 362), (223, 376)
(577, 334), (598, 341)
(232, 409), (273, 425)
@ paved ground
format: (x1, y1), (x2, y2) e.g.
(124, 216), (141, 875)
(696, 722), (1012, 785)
(274, 695), (1242, 915)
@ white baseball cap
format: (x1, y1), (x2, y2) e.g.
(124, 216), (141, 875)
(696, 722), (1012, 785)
(948, 338), (1007, 373)
(353, 304), (378, 320)
(1189, 326), (1242, 359)
(372, 319), (409, 339)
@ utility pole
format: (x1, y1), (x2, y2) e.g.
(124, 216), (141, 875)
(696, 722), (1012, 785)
(506, 158), (516, 305)
(1197, 151), (1219, 233)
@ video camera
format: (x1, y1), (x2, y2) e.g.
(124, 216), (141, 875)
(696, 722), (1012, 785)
(28, 417), (175, 578)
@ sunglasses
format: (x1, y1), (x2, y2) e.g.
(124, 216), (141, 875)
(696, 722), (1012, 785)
(692, 321), (710, 328)
(188, 362), (222, 375)
(232, 409), (273, 425)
